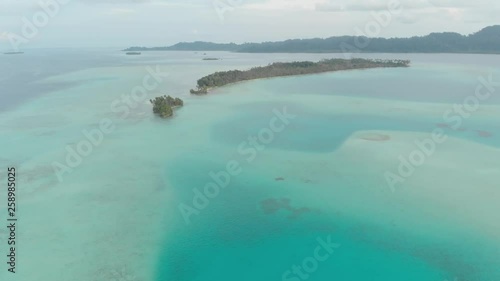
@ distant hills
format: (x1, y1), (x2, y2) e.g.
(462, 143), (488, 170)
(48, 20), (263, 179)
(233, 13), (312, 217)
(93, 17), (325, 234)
(124, 26), (500, 54)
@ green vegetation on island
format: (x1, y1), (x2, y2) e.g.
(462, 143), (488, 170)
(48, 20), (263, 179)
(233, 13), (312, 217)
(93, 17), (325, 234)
(190, 58), (410, 94)
(124, 25), (500, 54)
(150, 95), (184, 118)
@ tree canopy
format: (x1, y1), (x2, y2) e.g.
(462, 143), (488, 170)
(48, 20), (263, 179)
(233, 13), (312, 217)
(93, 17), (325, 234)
(190, 58), (410, 94)
(150, 95), (184, 118)
(125, 26), (500, 54)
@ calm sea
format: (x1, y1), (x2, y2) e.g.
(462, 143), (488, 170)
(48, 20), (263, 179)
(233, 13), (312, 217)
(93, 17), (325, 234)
(0, 49), (499, 281)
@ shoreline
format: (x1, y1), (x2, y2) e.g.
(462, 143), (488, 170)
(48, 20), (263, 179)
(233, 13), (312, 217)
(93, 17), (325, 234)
(198, 66), (402, 94)
(190, 59), (410, 95)
(123, 49), (500, 55)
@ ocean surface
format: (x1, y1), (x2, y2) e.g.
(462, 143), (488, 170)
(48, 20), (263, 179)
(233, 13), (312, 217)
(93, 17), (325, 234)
(0, 49), (499, 281)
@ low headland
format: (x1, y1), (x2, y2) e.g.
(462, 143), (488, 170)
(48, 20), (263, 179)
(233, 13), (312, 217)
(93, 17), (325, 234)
(124, 25), (500, 54)
(150, 95), (184, 118)
(190, 58), (410, 94)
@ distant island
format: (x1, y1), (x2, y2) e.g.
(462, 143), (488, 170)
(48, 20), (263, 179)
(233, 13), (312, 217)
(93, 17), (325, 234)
(190, 58), (410, 94)
(202, 58), (221, 61)
(150, 95), (184, 118)
(124, 26), (500, 54)
(4, 51), (24, 55)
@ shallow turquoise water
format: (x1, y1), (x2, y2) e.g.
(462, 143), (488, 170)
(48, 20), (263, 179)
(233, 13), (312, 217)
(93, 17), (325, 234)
(155, 57), (500, 281)
(0, 50), (499, 281)
(158, 91), (499, 281)
(212, 106), (500, 152)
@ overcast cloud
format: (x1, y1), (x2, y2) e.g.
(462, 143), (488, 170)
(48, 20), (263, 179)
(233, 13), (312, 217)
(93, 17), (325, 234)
(0, 0), (498, 49)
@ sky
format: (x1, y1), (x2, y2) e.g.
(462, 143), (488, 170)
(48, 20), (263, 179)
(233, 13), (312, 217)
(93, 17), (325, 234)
(0, 0), (498, 50)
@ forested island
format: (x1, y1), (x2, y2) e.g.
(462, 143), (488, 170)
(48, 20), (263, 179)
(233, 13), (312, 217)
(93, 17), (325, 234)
(125, 26), (500, 54)
(190, 58), (409, 94)
(150, 95), (184, 118)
